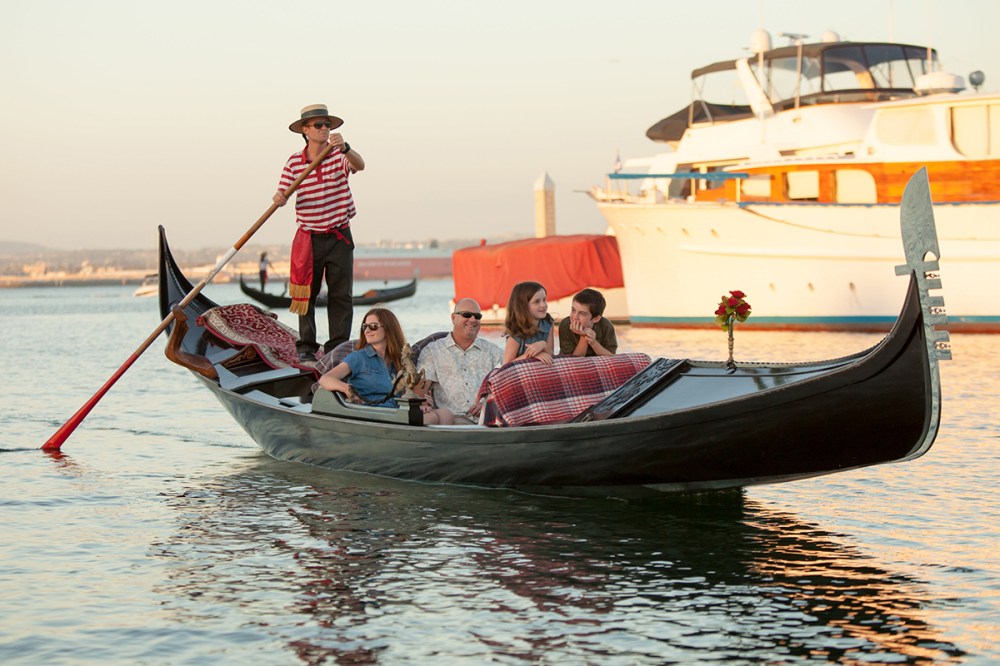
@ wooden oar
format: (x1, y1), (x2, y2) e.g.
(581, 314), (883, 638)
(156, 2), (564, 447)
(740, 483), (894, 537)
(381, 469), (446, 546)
(42, 140), (340, 451)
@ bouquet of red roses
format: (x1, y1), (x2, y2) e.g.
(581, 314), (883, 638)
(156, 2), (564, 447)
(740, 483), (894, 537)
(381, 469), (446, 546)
(714, 290), (752, 330)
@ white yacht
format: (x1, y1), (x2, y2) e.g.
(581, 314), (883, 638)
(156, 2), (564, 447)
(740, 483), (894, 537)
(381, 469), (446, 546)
(590, 30), (999, 331)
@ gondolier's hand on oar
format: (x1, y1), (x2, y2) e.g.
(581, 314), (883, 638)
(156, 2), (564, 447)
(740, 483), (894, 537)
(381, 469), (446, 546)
(328, 132), (346, 152)
(273, 190), (288, 206)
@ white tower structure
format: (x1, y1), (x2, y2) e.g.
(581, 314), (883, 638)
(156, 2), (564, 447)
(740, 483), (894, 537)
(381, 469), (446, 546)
(534, 172), (555, 238)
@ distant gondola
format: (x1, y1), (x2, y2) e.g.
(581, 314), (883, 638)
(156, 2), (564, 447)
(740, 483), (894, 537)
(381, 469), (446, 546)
(158, 170), (950, 498)
(238, 274), (417, 309)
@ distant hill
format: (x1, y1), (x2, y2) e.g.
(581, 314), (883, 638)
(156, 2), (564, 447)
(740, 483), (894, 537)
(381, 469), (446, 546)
(0, 241), (53, 256)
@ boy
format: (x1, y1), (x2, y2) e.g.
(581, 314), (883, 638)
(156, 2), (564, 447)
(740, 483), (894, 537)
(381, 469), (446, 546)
(558, 288), (618, 357)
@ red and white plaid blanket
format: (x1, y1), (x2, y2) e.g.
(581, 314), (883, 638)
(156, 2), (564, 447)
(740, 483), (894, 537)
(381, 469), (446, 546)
(197, 303), (316, 374)
(476, 353), (651, 427)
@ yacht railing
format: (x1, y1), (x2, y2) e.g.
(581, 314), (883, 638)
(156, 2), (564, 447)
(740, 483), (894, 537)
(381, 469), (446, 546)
(598, 171), (750, 204)
(608, 172), (749, 181)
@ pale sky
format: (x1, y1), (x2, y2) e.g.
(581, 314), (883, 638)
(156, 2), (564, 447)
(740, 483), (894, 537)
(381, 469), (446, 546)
(2, 0), (998, 251)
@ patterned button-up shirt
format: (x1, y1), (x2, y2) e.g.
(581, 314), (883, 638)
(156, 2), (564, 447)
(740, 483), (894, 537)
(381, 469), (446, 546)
(417, 335), (503, 416)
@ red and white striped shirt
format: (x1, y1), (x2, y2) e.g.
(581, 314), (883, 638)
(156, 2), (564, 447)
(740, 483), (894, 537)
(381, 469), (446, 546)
(278, 147), (356, 232)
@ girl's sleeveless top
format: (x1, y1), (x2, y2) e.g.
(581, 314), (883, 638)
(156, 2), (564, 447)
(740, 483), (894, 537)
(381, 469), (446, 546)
(514, 318), (553, 356)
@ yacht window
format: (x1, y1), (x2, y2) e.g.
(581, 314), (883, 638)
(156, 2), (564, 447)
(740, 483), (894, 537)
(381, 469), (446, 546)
(875, 108), (936, 144)
(693, 68), (751, 122)
(865, 44), (913, 88)
(755, 56), (822, 104)
(822, 45), (936, 93)
(951, 105), (993, 158)
(835, 170), (877, 203)
(904, 46), (934, 85)
(668, 178), (690, 199)
(822, 46), (872, 90)
(786, 171), (819, 200)
(742, 174), (772, 198)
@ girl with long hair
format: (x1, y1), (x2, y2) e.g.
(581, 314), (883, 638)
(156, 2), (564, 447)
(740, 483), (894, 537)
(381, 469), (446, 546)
(502, 281), (555, 365)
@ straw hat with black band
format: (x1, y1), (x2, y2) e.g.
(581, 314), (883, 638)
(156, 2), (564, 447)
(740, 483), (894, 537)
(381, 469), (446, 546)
(288, 104), (344, 134)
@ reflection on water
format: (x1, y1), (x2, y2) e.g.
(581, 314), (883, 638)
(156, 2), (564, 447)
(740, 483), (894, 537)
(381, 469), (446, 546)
(154, 461), (963, 664)
(2, 284), (995, 664)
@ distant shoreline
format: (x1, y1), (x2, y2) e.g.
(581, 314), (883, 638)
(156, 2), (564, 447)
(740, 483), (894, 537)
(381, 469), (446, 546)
(0, 254), (454, 288)
(0, 243), (476, 288)
(0, 271), (225, 289)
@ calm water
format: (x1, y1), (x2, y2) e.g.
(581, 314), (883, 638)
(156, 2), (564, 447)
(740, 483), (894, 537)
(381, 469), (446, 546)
(1, 281), (997, 665)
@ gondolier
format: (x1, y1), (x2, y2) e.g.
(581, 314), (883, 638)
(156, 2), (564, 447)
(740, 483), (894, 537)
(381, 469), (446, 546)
(273, 103), (366, 362)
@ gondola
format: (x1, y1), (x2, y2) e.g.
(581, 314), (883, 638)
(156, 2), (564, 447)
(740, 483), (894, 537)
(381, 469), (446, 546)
(159, 170), (950, 498)
(238, 274), (417, 309)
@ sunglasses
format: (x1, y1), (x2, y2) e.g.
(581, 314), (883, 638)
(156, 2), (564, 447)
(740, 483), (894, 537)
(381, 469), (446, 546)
(308, 121), (334, 129)
(361, 322), (382, 332)
(454, 311), (483, 320)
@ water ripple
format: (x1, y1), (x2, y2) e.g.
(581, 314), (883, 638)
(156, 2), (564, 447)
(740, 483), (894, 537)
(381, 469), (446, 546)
(1, 284), (996, 664)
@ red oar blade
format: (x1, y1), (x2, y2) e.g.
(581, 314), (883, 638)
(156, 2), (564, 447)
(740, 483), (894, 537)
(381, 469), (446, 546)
(42, 356), (138, 450)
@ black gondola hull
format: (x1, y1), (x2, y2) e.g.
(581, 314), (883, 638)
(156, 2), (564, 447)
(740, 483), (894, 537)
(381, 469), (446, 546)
(238, 275), (417, 309)
(189, 293), (931, 496)
(157, 169), (947, 497)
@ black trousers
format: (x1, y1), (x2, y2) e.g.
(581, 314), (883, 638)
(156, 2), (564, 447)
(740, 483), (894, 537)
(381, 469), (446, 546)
(296, 229), (354, 355)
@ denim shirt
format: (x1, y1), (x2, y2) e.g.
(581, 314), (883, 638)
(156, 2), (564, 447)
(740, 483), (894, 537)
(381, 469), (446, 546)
(344, 347), (398, 407)
(513, 317), (553, 356)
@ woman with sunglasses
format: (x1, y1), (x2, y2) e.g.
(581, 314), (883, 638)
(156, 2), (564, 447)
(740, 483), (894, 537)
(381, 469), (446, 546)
(318, 308), (454, 425)
(274, 103), (366, 364)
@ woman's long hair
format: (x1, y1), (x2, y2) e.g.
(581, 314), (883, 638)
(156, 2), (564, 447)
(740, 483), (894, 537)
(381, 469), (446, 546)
(355, 307), (405, 372)
(504, 281), (551, 340)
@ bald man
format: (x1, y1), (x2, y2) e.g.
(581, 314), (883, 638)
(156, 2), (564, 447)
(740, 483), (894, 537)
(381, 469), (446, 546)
(417, 298), (503, 424)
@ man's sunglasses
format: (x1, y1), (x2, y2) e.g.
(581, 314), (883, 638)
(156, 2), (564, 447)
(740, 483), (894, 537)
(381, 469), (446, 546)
(454, 311), (483, 320)
(361, 322), (382, 331)
(308, 121), (334, 129)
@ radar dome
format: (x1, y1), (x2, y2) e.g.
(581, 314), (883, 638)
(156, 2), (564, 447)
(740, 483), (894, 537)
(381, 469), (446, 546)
(914, 71), (966, 94)
(750, 29), (772, 54)
(820, 31), (841, 43)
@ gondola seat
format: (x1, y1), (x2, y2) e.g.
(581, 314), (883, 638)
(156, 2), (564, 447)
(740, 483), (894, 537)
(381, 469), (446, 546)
(196, 303), (318, 375)
(477, 353), (651, 427)
(315, 339), (358, 376)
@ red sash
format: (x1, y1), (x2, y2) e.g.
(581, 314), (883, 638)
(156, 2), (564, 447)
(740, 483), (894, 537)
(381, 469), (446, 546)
(288, 226), (352, 315)
(288, 229), (312, 315)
